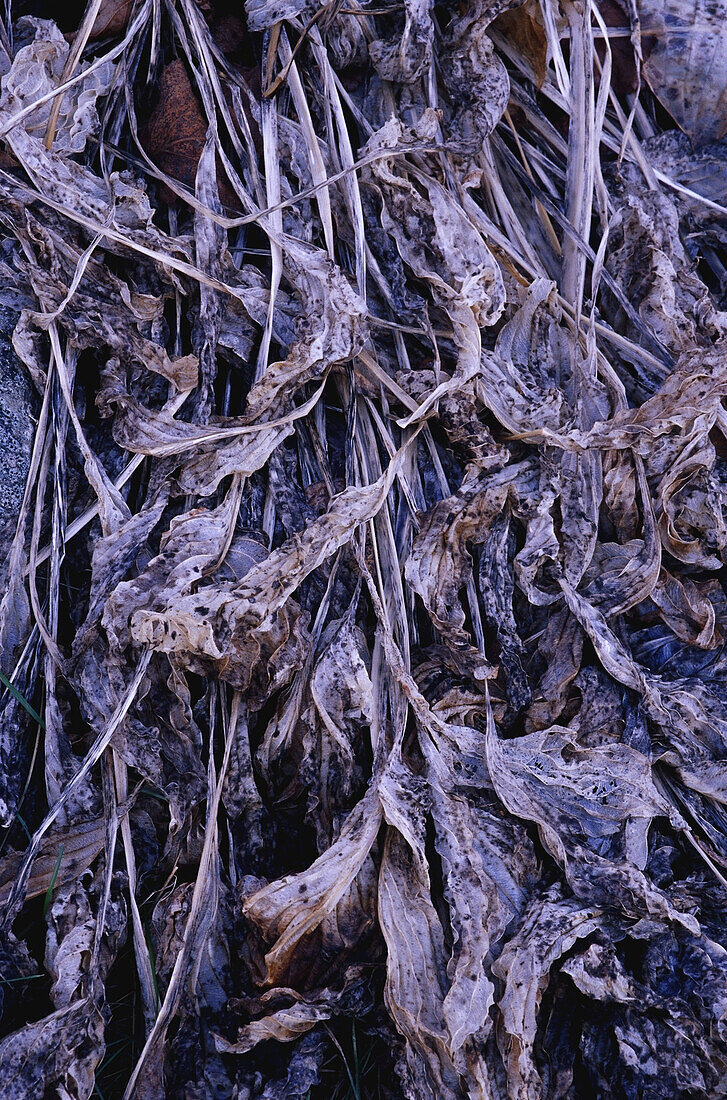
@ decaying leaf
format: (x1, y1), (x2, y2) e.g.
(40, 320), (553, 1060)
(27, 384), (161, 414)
(0, 999), (105, 1099)
(0, 816), (107, 904)
(639, 0), (727, 145)
(405, 466), (515, 676)
(491, 0), (548, 89)
(493, 887), (605, 1099)
(88, 0), (135, 40)
(142, 59), (210, 196)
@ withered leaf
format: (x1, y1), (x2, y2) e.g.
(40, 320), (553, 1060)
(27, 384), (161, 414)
(492, 887), (605, 1100)
(143, 60), (209, 194)
(0, 999), (105, 1099)
(492, 0), (548, 88)
(87, 0), (134, 39)
(639, 0), (727, 145)
(0, 816), (107, 904)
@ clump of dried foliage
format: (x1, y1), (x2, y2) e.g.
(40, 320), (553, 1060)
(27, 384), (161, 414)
(1, 0), (727, 1096)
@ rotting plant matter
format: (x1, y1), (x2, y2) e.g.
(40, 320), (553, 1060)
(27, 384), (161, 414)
(1, 0), (727, 1097)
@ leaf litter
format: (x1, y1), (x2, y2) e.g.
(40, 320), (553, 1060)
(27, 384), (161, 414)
(0, 0), (726, 1096)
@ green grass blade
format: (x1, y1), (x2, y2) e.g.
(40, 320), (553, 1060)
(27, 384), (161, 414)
(0, 670), (45, 729)
(43, 843), (65, 917)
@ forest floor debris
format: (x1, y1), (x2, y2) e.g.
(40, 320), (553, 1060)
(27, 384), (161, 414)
(2, 0), (727, 1097)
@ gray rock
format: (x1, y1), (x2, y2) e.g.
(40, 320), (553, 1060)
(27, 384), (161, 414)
(0, 306), (34, 567)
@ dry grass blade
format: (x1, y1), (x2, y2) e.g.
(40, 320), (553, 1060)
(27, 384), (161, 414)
(43, 0), (106, 149)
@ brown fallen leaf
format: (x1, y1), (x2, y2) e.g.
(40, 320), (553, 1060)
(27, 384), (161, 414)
(141, 59), (238, 206)
(0, 815), (107, 904)
(491, 0), (548, 89)
(88, 0), (134, 40)
(142, 60), (209, 197)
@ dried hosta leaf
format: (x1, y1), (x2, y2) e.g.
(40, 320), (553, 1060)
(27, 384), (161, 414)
(300, 613), (374, 849)
(17, 232), (199, 392)
(603, 183), (720, 357)
(216, 999), (333, 1053)
(244, 0), (309, 32)
(2, 18), (114, 154)
(45, 874), (124, 1008)
(561, 939), (638, 1003)
(120, 659), (206, 825)
(644, 131), (727, 219)
(363, 111), (505, 419)
(405, 467), (512, 676)
(639, 0), (727, 145)
(242, 786), (382, 984)
(484, 707), (666, 868)
(100, 486), (309, 704)
(421, 722), (537, 1050)
(98, 364), (304, 462)
(650, 569), (724, 648)
(243, 243), (368, 419)
(478, 279), (568, 433)
(215, 976), (369, 1054)
(479, 511), (531, 713)
(369, 0), (433, 84)
(378, 825), (461, 1100)
(0, 817), (107, 904)
(492, 887), (605, 1100)
(150, 880), (231, 1007)
(527, 620), (583, 730)
(441, 0), (511, 150)
(485, 696), (700, 931)
(0, 999), (105, 1100)
(125, 456), (406, 697)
